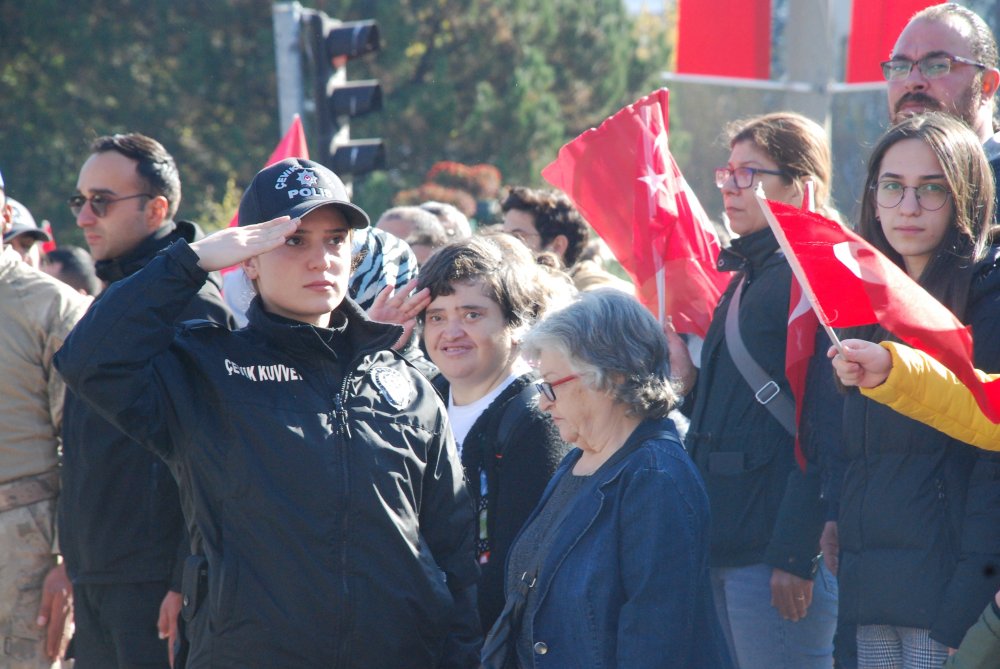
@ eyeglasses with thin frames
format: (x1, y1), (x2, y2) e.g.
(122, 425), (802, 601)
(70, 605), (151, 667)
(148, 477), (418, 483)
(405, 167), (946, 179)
(68, 192), (153, 218)
(714, 166), (787, 190)
(872, 181), (951, 211)
(535, 374), (578, 402)
(880, 54), (985, 82)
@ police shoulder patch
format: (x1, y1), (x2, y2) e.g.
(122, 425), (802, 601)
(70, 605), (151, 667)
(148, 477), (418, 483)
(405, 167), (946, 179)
(370, 366), (413, 409)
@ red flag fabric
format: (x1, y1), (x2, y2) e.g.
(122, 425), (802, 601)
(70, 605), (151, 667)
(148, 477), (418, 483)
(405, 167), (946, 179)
(784, 182), (819, 470)
(676, 0), (771, 79)
(845, 0), (937, 83)
(768, 200), (1000, 422)
(40, 221), (57, 254)
(220, 115), (309, 277)
(227, 114), (309, 229)
(541, 88), (729, 338)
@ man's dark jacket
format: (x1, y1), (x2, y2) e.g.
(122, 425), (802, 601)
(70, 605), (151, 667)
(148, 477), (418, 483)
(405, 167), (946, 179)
(59, 220), (234, 589)
(55, 241), (481, 668)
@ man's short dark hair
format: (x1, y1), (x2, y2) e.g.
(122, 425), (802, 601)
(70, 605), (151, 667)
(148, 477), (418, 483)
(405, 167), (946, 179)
(500, 186), (589, 266)
(45, 246), (102, 296)
(90, 133), (181, 219)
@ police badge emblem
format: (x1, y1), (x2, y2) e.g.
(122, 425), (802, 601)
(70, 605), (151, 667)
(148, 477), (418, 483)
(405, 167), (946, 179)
(370, 367), (413, 409)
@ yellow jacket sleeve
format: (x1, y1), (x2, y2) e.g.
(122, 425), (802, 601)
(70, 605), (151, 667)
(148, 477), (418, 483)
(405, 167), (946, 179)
(861, 342), (1000, 451)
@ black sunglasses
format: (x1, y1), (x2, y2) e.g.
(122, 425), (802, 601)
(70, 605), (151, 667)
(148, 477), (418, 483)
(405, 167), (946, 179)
(68, 192), (153, 218)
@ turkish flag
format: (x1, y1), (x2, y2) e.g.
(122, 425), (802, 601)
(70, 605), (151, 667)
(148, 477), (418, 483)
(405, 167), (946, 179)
(785, 182), (819, 470)
(541, 88), (729, 337)
(767, 200), (1000, 421)
(227, 114), (309, 229)
(221, 115), (310, 279)
(41, 221), (57, 254)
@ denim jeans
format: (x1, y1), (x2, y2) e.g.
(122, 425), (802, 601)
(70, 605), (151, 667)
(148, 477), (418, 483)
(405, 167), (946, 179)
(712, 562), (838, 669)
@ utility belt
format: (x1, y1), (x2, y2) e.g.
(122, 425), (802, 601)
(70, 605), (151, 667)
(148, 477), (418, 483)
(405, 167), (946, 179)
(0, 471), (59, 514)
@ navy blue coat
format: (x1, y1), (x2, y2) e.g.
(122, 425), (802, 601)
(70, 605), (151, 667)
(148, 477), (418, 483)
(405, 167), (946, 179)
(505, 419), (733, 669)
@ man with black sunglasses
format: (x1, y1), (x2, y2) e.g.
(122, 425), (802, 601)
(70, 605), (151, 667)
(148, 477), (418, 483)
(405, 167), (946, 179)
(884, 4), (1000, 189)
(49, 133), (233, 669)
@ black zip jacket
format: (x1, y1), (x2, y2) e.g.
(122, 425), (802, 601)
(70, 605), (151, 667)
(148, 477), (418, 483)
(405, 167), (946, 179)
(683, 227), (844, 578)
(433, 374), (570, 630)
(55, 240), (481, 668)
(59, 220), (234, 588)
(838, 248), (1000, 648)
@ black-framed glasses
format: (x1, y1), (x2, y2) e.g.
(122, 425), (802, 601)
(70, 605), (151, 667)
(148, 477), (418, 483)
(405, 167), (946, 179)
(880, 54), (986, 81)
(873, 181), (951, 211)
(714, 166), (787, 189)
(68, 192), (153, 218)
(535, 374), (578, 402)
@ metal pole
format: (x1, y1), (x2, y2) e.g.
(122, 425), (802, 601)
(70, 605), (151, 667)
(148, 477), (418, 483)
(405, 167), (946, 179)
(273, 2), (304, 138)
(784, 0), (834, 125)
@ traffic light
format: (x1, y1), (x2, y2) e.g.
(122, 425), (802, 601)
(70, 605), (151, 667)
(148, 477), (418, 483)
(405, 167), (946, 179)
(302, 9), (386, 176)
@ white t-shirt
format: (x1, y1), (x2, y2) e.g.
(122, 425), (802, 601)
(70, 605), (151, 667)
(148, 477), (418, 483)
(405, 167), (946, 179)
(984, 131), (1000, 163)
(448, 373), (521, 458)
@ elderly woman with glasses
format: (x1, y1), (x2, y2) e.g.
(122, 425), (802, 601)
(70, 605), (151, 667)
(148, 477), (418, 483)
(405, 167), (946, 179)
(483, 289), (732, 669)
(831, 112), (1000, 667)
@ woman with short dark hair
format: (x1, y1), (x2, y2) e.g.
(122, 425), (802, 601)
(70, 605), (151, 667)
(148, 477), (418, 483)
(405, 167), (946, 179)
(418, 234), (573, 631)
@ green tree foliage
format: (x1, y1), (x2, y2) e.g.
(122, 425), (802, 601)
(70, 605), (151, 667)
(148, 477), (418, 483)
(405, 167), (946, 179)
(308, 0), (671, 219)
(0, 1), (670, 241)
(0, 1), (278, 243)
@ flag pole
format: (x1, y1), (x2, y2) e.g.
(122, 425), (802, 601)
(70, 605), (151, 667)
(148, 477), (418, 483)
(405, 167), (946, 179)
(654, 246), (666, 325)
(755, 183), (844, 354)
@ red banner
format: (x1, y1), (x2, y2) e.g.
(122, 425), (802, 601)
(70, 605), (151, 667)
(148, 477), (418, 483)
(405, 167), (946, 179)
(845, 0), (937, 83)
(676, 0), (771, 79)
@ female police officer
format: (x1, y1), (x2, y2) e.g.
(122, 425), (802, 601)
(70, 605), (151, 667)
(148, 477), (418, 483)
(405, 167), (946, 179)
(55, 158), (480, 668)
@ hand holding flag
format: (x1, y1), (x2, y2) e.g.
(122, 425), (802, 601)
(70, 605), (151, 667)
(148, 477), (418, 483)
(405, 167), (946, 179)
(758, 196), (1000, 423)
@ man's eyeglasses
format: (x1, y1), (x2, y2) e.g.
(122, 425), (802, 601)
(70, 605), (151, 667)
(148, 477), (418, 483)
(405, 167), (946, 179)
(535, 374), (578, 402)
(881, 54), (986, 82)
(714, 166), (787, 190)
(873, 181), (951, 211)
(68, 192), (153, 218)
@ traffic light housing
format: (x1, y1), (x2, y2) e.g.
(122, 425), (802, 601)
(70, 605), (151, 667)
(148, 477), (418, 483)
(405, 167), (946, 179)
(303, 10), (386, 176)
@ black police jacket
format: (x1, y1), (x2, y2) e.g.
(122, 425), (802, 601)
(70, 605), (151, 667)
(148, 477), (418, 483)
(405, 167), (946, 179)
(59, 220), (234, 588)
(838, 247), (1000, 648)
(55, 241), (481, 668)
(683, 227), (843, 578)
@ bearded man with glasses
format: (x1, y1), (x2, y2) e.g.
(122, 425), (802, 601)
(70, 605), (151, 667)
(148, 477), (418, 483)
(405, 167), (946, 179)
(885, 4), (1000, 204)
(47, 133), (234, 669)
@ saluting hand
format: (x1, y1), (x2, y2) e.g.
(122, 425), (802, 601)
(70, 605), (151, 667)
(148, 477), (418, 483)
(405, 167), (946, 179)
(366, 278), (432, 351)
(189, 216), (299, 272)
